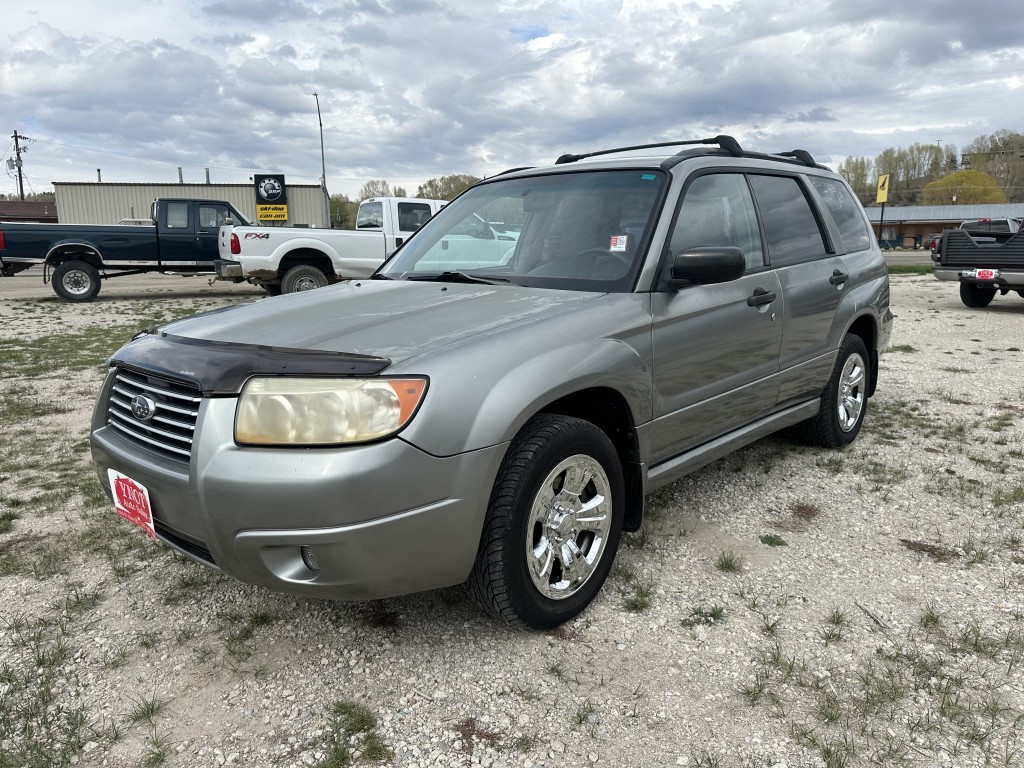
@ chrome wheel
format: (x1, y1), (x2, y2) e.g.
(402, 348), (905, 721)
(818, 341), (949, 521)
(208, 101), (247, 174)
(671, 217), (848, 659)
(62, 269), (91, 295)
(837, 352), (865, 432)
(525, 454), (612, 600)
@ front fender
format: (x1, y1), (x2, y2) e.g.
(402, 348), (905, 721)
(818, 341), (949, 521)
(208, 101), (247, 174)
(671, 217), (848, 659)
(394, 296), (655, 457)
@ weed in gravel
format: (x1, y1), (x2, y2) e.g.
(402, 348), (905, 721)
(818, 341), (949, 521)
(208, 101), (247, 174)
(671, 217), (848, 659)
(924, 470), (986, 507)
(127, 694), (167, 725)
(759, 533), (787, 547)
(316, 700), (393, 767)
(142, 728), (172, 767)
(886, 343), (916, 353)
(815, 454), (844, 474)
(851, 457), (910, 499)
(992, 482), (1024, 507)
(0, 510), (19, 533)
(716, 550), (743, 572)
(819, 608), (851, 645)
(455, 716), (503, 756)
(920, 603), (944, 631)
(682, 604), (727, 629)
(620, 575), (654, 613)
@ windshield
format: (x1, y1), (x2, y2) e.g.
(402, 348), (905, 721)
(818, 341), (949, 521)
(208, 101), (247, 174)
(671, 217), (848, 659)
(379, 169), (666, 292)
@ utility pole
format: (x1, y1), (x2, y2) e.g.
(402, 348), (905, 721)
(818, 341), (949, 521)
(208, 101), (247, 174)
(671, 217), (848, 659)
(10, 130), (26, 201)
(313, 92), (330, 228)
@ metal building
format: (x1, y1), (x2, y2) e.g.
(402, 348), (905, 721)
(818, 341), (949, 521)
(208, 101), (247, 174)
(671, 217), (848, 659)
(52, 182), (326, 226)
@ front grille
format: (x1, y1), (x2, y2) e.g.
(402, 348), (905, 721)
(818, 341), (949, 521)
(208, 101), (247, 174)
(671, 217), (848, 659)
(106, 367), (201, 461)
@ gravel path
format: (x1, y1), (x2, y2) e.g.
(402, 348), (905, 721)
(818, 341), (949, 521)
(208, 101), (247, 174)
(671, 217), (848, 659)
(1, 273), (1022, 768)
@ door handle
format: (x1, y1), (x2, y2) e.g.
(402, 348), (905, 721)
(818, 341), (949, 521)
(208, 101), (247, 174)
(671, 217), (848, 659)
(746, 287), (777, 307)
(829, 269), (849, 286)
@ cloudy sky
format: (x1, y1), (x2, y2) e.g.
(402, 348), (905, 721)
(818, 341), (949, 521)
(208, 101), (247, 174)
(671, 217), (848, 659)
(2, 0), (1023, 198)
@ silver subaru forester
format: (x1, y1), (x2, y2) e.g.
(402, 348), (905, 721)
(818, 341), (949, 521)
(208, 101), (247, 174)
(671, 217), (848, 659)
(91, 136), (892, 628)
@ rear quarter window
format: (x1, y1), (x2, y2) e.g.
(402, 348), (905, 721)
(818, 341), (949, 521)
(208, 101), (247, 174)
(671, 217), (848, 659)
(810, 177), (871, 252)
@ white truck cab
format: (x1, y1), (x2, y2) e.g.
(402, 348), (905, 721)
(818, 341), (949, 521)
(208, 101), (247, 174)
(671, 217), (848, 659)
(217, 197), (446, 295)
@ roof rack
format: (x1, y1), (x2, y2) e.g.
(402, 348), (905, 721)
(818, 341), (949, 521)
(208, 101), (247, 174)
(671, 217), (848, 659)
(554, 135), (823, 171)
(555, 135), (743, 165)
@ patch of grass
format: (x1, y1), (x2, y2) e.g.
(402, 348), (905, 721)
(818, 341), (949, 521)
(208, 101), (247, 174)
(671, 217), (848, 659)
(759, 533), (787, 547)
(315, 700), (393, 767)
(0, 509), (21, 533)
(886, 343), (916, 353)
(683, 604), (726, 627)
(127, 694), (167, 725)
(887, 264), (934, 276)
(716, 550), (743, 573)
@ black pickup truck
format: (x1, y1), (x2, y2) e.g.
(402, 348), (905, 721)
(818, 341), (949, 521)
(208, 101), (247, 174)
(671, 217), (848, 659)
(0, 198), (249, 301)
(932, 218), (1024, 307)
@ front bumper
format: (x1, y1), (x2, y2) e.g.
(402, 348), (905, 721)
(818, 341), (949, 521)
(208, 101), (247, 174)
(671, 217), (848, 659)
(91, 385), (508, 601)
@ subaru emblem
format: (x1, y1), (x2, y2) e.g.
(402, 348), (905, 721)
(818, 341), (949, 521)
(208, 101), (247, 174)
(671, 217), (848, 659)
(130, 395), (157, 422)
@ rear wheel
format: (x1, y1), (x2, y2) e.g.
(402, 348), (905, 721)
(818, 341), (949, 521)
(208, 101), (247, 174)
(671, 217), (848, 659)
(281, 265), (329, 293)
(52, 260), (101, 302)
(469, 414), (624, 628)
(960, 282), (996, 308)
(801, 334), (870, 448)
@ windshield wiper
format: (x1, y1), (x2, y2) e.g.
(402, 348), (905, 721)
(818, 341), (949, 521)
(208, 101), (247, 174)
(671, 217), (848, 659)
(369, 273), (392, 280)
(407, 271), (510, 285)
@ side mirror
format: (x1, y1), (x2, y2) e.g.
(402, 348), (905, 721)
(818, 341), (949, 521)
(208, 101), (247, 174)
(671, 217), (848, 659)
(665, 247), (746, 290)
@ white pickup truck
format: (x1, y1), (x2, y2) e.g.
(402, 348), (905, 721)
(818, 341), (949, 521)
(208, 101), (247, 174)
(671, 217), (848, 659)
(215, 197), (446, 294)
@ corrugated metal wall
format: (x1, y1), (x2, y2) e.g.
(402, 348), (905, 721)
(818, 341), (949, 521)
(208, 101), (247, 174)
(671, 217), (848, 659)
(53, 183), (326, 226)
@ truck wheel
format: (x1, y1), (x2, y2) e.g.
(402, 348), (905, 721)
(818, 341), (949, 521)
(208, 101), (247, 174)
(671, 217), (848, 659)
(960, 282), (996, 308)
(800, 334), (870, 448)
(281, 265), (329, 293)
(468, 414), (624, 629)
(52, 260), (101, 302)
(262, 283), (283, 296)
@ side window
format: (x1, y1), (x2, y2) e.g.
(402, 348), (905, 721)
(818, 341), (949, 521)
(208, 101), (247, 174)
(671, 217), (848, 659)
(165, 202), (190, 229)
(396, 202), (434, 232)
(198, 204), (229, 229)
(810, 177), (871, 252)
(670, 174), (764, 270)
(747, 175), (828, 266)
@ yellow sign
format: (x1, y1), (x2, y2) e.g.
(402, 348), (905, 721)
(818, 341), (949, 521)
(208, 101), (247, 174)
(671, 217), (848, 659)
(876, 174), (889, 204)
(257, 204), (288, 221)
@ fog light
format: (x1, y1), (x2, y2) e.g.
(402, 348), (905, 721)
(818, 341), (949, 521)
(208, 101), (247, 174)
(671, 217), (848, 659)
(300, 545), (321, 573)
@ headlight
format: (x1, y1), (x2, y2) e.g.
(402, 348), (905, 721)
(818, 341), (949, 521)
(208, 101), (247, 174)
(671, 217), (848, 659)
(235, 377), (427, 446)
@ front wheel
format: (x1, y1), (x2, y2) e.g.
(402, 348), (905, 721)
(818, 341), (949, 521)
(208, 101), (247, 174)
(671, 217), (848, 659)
(281, 264), (329, 293)
(52, 260), (101, 302)
(960, 282), (996, 308)
(469, 414), (624, 629)
(801, 334), (870, 448)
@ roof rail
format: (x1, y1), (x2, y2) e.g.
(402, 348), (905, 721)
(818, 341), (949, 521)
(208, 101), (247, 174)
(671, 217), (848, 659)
(494, 166), (534, 177)
(777, 149), (817, 167)
(555, 135), (743, 165)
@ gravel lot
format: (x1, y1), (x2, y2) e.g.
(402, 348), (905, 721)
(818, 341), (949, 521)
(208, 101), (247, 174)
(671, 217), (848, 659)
(1, 271), (1023, 768)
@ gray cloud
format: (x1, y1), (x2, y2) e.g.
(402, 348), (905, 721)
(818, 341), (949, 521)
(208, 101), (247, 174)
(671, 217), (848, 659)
(2, 1), (1023, 197)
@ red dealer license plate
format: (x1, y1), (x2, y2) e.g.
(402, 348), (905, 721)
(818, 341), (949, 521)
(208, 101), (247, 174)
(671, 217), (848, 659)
(972, 269), (998, 281)
(108, 469), (156, 538)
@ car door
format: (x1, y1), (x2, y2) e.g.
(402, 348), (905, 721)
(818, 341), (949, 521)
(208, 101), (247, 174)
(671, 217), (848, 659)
(156, 200), (197, 265)
(194, 203), (235, 264)
(649, 172), (783, 462)
(747, 174), (846, 405)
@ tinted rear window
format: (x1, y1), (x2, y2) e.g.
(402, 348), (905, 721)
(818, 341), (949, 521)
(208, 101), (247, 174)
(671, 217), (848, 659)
(748, 175), (827, 266)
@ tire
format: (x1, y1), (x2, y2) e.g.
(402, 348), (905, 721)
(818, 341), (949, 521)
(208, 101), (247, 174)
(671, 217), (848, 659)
(52, 260), (101, 302)
(960, 282), (996, 308)
(281, 265), (329, 293)
(801, 334), (870, 448)
(262, 283), (283, 296)
(469, 414), (624, 629)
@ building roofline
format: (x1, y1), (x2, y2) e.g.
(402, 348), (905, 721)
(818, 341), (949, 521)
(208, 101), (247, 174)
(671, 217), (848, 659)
(864, 202), (1024, 223)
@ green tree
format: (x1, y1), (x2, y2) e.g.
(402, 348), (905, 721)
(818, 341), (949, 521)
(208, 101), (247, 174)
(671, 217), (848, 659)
(416, 174), (481, 200)
(329, 193), (357, 229)
(919, 170), (1007, 205)
(963, 130), (1024, 202)
(837, 156), (873, 204)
